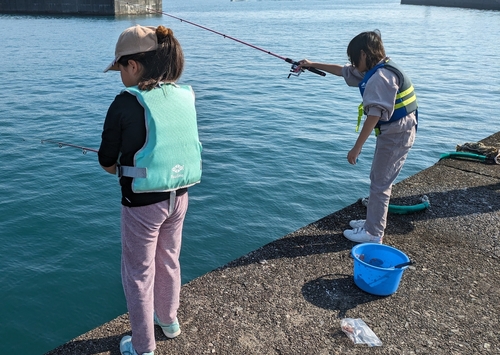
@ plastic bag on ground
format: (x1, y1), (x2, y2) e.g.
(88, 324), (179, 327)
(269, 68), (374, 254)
(340, 318), (382, 347)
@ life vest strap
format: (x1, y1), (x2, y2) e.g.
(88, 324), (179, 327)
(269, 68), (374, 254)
(356, 102), (364, 132)
(119, 166), (147, 178)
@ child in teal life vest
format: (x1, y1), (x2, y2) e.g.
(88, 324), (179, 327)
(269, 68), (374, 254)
(299, 30), (417, 244)
(98, 25), (202, 355)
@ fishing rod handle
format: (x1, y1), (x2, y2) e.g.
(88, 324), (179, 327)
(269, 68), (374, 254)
(285, 58), (326, 77)
(306, 67), (326, 77)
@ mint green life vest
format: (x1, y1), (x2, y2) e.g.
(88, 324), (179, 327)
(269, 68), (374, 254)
(120, 84), (202, 193)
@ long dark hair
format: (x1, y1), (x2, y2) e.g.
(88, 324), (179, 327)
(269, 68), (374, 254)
(347, 30), (386, 70)
(118, 26), (184, 90)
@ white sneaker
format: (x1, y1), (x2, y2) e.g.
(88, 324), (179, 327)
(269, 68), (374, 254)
(343, 227), (382, 244)
(349, 219), (366, 229)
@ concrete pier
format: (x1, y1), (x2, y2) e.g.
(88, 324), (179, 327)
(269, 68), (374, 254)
(45, 132), (500, 354)
(401, 0), (500, 10)
(0, 0), (161, 16)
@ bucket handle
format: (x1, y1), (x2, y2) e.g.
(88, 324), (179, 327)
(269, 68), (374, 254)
(393, 260), (414, 269)
(364, 260), (414, 288)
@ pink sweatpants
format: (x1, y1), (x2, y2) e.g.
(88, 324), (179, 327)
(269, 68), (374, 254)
(121, 192), (188, 353)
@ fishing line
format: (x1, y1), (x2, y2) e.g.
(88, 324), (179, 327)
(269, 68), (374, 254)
(43, 4), (325, 155)
(41, 139), (98, 154)
(123, 1), (326, 78)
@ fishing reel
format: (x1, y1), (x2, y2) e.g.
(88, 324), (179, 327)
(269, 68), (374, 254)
(286, 60), (326, 78)
(288, 62), (305, 78)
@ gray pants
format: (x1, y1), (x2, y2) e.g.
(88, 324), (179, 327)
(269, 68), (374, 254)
(365, 114), (417, 237)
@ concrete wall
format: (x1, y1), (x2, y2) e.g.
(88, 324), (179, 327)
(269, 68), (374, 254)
(0, 0), (162, 15)
(115, 0), (161, 15)
(401, 0), (500, 10)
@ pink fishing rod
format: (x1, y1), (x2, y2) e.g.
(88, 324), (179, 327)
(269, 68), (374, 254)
(141, 5), (326, 78)
(41, 139), (98, 154)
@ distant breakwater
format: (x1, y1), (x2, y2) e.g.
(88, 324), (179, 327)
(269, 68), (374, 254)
(401, 0), (500, 10)
(0, 0), (162, 15)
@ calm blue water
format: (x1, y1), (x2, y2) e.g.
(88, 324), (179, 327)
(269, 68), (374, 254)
(0, 0), (499, 353)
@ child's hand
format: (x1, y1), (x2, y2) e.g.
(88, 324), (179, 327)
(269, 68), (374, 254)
(297, 59), (312, 69)
(347, 147), (361, 165)
(297, 59), (311, 66)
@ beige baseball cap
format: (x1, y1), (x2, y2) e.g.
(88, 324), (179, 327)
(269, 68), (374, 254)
(103, 25), (158, 73)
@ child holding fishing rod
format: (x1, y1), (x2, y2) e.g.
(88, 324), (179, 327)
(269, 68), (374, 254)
(299, 30), (418, 244)
(98, 25), (202, 355)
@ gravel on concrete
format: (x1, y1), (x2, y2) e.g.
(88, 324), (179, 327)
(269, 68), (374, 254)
(45, 132), (500, 355)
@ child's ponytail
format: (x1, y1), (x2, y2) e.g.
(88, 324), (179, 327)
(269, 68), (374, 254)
(155, 26), (184, 84)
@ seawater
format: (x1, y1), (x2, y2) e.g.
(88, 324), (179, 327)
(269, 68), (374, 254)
(0, 0), (499, 353)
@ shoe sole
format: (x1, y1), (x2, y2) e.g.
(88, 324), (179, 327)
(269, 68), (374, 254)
(154, 314), (181, 338)
(343, 230), (382, 244)
(163, 329), (181, 338)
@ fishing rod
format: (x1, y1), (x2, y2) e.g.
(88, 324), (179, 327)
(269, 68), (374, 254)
(41, 139), (98, 154)
(126, 2), (326, 78)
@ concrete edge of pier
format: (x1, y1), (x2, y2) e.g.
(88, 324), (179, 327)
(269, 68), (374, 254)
(45, 131), (500, 355)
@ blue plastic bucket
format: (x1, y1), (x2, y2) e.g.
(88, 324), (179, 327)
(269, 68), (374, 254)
(351, 243), (410, 296)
